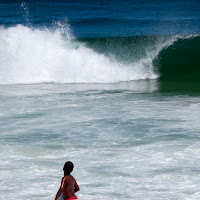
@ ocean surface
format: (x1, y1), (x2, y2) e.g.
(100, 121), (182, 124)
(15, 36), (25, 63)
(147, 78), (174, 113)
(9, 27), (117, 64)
(0, 1), (200, 200)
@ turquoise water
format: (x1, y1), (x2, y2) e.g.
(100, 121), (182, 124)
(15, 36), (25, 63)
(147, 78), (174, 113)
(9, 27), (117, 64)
(0, 1), (200, 200)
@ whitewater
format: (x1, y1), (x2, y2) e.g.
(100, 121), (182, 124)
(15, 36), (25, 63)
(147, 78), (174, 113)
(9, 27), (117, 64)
(1, 23), (199, 85)
(1, 1), (200, 200)
(0, 24), (181, 85)
(1, 23), (200, 200)
(1, 82), (200, 200)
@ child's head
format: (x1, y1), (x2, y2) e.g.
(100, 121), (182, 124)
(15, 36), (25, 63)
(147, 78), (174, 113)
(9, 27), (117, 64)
(63, 161), (74, 175)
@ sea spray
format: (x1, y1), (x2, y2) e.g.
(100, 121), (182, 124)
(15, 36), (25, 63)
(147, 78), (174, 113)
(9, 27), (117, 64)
(1, 1), (200, 200)
(0, 24), (198, 85)
(0, 24), (158, 85)
(20, 2), (31, 25)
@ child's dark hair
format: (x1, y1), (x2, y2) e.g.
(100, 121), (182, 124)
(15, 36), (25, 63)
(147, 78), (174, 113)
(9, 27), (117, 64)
(63, 161), (74, 175)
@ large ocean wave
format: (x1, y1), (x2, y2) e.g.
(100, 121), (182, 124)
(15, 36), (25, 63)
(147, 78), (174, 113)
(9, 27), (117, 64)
(0, 24), (199, 85)
(0, 24), (157, 84)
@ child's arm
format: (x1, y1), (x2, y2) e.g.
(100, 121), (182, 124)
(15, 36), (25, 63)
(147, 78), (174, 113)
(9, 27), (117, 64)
(55, 187), (62, 200)
(74, 180), (80, 193)
(55, 177), (65, 200)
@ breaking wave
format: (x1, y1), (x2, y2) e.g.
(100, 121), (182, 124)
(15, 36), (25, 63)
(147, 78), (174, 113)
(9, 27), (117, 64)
(0, 23), (198, 85)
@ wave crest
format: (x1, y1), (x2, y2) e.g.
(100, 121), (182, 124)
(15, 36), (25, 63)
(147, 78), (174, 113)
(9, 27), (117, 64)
(1, 24), (198, 85)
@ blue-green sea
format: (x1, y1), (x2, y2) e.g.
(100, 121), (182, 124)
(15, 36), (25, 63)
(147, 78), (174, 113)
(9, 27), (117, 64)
(0, 1), (200, 200)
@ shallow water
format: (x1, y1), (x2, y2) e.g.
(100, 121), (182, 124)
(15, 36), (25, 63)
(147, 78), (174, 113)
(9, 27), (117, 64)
(1, 83), (200, 200)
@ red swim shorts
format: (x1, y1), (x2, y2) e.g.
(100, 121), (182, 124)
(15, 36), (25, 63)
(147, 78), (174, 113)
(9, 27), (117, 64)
(65, 197), (78, 200)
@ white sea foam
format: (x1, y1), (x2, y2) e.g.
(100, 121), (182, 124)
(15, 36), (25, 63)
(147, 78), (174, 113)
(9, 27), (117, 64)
(1, 83), (200, 200)
(0, 24), (159, 85)
(1, 24), (196, 85)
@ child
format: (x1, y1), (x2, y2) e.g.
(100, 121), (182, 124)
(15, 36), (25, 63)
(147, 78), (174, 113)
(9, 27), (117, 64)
(55, 161), (80, 200)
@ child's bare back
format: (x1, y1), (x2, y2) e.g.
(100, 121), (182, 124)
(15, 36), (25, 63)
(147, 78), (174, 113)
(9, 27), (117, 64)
(55, 161), (80, 200)
(62, 175), (79, 199)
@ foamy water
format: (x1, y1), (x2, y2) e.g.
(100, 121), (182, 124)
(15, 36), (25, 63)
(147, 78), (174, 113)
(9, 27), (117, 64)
(1, 83), (200, 200)
(1, 1), (200, 200)
(0, 24), (161, 85)
(1, 25), (200, 200)
(1, 23), (197, 85)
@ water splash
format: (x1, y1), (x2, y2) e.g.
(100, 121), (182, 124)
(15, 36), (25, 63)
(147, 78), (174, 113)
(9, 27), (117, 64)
(20, 2), (31, 25)
(0, 24), (158, 85)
